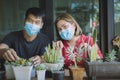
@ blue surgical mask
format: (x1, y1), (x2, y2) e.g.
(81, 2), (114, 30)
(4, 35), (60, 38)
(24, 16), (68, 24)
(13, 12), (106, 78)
(24, 22), (40, 36)
(59, 27), (75, 40)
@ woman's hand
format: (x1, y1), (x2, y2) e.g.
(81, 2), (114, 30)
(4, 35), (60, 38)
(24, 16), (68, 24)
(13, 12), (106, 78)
(3, 48), (19, 61)
(53, 41), (64, 50)
(53, 41), (64, 56)
(79, 43), (91, 51)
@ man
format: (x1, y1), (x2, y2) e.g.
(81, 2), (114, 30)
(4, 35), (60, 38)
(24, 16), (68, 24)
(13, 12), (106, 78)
(0, 7), (50, 65)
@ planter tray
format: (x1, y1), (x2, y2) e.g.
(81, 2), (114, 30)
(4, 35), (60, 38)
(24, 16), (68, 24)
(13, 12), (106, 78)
(85, 60), (120, 79)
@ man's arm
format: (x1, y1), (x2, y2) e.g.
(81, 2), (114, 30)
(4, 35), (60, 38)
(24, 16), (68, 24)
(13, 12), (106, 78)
(0, 43), (19, 61)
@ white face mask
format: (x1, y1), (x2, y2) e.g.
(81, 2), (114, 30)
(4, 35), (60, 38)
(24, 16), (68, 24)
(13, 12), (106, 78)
(24, 22), (40, 36)
(59, 27), (75, 40)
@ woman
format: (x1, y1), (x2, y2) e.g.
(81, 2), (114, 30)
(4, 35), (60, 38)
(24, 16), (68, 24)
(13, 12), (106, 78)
(55, 13), (103, 68)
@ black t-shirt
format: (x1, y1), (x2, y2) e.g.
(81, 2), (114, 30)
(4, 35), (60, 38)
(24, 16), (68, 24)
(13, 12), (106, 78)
(2, 30), (50, 59)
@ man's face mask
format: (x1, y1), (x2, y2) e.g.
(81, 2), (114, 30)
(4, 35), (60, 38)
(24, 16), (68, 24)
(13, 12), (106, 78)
(24, 22), (40, 36)
(59, 27), (75, 40)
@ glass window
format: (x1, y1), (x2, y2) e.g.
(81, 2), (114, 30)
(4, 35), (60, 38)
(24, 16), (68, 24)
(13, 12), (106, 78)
(0, 0), (39, 41)
(114, 0), (120, 36)
(54, 0), (100, 42)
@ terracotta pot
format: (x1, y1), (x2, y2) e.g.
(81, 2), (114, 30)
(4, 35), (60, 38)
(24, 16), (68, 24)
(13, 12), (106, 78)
(69, 66), (85, 80)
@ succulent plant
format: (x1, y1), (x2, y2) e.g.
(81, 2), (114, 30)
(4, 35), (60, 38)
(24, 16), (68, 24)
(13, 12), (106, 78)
(12, 58), (33, 66)
(35, 64), (46, 70)
(5, 61), (11, 65)
(66, 46), (82, 68)
(44, 44), (60, 63)
(43, 44), (64, 71)
(89, 28), (98, 62)
(112, 36), (120, 59)
(105, 49), (117, 62)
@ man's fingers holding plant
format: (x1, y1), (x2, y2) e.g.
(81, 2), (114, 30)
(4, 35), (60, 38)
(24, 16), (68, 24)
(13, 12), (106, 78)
(3, 48), (19, 61)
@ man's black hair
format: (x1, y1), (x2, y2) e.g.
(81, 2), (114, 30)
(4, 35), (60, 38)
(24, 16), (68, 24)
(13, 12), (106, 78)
(25, 7), (45, 20)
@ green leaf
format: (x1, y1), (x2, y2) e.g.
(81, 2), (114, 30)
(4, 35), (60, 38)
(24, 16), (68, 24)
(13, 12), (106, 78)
(93, 28), (97, 44)
(90, 43), (98, 62)
(44, 44), (60, 63)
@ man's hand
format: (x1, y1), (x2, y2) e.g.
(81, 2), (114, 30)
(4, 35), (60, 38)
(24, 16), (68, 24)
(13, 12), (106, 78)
(3, 48), (19, 61)
(31, 55), (43, 65)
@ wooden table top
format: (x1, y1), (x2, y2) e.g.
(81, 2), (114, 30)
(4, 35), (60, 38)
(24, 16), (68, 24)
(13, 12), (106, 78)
(32, 76), (72, 80)
(3, 69), (86, 80)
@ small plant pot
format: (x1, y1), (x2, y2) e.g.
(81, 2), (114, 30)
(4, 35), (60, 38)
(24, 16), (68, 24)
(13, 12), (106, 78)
(45, 71), (52, 78)
(37, 70), (46, 80)
(69, 66), (85, 80)
(52, 70), (64, 80)
(31, 68), (36, 78)
(4, 64), (14, 79)
(0, 71), (5, 80)
(12, 66), (33, 80)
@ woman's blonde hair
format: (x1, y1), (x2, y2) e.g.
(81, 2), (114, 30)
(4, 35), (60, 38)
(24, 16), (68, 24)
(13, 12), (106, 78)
(55, 13), (82, 40)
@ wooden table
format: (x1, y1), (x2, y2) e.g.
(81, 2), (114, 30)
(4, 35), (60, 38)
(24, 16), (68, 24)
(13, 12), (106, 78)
(32, 76), (72, 80)
(4, 69), (87, 80)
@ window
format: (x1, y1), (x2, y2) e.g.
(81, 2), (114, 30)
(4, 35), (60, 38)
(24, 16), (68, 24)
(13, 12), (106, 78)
(54, 0), (100, 42)
(0, 0), (39, 41)
(114, 0), (120, 36)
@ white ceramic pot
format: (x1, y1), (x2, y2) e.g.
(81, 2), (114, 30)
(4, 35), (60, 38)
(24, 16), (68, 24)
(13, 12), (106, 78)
(12, 66), (33, 80)
(44, 63), (59, 71)
(31, 68), (36, 78)
(4, 64), (15, 79)
(44, 63), (63, 71)
(37, 70), (46, 80)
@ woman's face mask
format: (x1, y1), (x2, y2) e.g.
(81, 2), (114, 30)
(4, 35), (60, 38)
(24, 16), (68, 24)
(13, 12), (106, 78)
(59, 27), (75, 40)
(24, 22), (40, 36)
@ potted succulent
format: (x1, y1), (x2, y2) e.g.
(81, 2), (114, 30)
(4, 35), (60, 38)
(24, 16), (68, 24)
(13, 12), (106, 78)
(35, 63), (47, 80)
(4, 61), (15, 79)
(66, 46), (85, 80)
(84, 28), (120, 79)
(43, 44), (64, 70)
(12, 58), (33, 80)
(112, 35), (120, 59)
(64, 29), (98, 80)
(43, 43), (64, 78)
